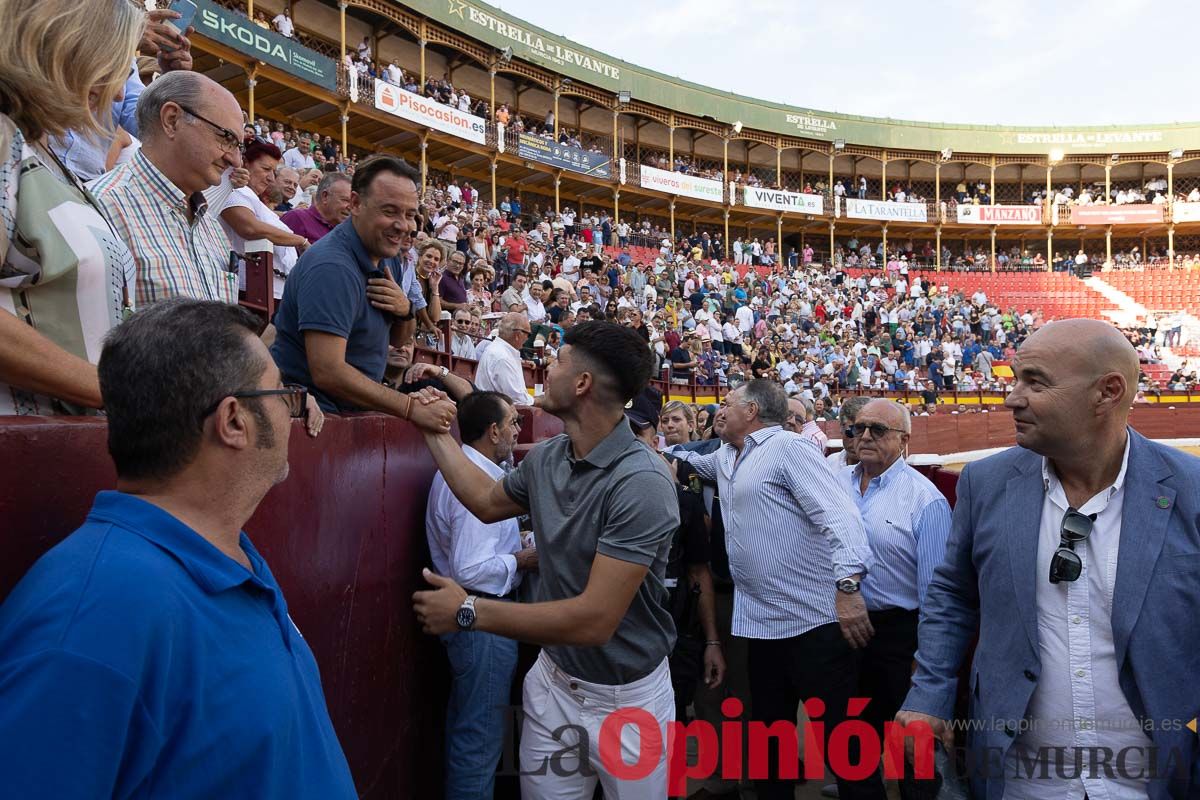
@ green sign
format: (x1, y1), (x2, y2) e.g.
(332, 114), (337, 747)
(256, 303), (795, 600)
(406, 0), (1200, 155)
(196, 0), (337, 92)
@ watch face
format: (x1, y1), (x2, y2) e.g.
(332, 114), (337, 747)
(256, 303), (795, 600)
(456, 606), (476, 630)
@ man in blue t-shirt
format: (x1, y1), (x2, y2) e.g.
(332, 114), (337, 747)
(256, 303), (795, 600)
(0, 299), (355, 800)
(270, 155), (452, 431)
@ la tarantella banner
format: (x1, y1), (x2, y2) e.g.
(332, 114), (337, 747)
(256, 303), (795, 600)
(742, 186), (823, 214)
(844, 198), (928, 223)
(195, 0), (337, 92)
(639, 165), (724, 203)
(374, 82), (487, 145)
(1069, 205), (1164, 225)
(956, 205), (1043, 225)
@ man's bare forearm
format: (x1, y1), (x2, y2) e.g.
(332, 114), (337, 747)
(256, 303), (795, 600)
(422, 431), (519, 522)
(474, 594), (609, 647)
(315, 360), (408, 416)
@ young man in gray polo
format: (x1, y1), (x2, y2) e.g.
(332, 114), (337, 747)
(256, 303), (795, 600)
(412, 321), (680, 799)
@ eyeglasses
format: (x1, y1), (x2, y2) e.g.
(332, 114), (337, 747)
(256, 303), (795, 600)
(203, 384), (309, 420)
(1049, 508), (1095, 584)
(847, 422), (907, 439)
(175, 103), (241, 153)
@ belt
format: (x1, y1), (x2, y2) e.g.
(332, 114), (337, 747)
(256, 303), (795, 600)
(464, 588), (516, 601)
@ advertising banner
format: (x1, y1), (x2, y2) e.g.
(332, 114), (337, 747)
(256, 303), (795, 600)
(1069, 205), (1164, 225)
(195, 0), (337, 92)
(743, 186), (823, 214)
(845, 199), (928, 223)
(1171, 202), (1200, 223)
(956, 205), (1043, 225)
(639, 164), (724, 203)
(374, 82), (487, 144)
(517, 134), (611, 178)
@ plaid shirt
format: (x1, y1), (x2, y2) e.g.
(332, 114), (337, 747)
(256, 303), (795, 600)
(90, 151), (237, 305)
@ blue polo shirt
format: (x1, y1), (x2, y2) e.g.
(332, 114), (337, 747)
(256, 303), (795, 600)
(0, 492), (356, 800)
(271, 219), (426, 412)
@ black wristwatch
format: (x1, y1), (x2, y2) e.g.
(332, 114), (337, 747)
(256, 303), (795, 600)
(456, 596), (478, 631)
(836, 577), (861, 594)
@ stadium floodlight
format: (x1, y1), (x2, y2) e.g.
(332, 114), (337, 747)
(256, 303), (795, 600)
(500, 46), (513, 63)
(1170, 148), (1184, 160)
(732, 120), (743, 134)
(833, 139), (846, 150)
(618, 90), (631, 104)
(1048, 148), (1065, 163)
(1110, 153), (1120, 163)
(940, 147), (953, 162)
(561, 77), (572, 86)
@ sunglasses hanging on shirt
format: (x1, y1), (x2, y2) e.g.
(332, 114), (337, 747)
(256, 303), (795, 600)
(1048, 507), (1096, 584)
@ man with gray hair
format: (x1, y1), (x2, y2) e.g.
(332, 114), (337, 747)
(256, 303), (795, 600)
(475, 312), (532, 405)
(784, 396), (829, 453)
(91, 71), (244, 306)
(272, 166), (301, 212)
(827, 395), (872, 470)
(282, 173), (352, 245)
(827, 398), (950, 798)
(673, 379), (876, 800)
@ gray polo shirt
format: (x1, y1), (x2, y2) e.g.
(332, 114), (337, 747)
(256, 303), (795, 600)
(503, 419), (679, 684)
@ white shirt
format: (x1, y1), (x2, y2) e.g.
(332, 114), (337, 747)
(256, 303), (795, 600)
(426, 445), (522, 596)
(1004, 436), (1151, 800)
(219, 187), (297, 299)
(451, 332), (477, 359)
(522, 293), (547, 323)
(282, 147), (312, 172)
(735, 305), (754, 334)
(273, 13), (294, 37)
(476, 337), (531, 405)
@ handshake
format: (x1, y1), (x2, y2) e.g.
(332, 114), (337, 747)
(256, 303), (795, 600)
(403, 387), (459, 433)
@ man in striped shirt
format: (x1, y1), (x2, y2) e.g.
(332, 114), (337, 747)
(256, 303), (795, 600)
(833, 399), (952, 798)
(91, 72), (243, 306)
(673, 379), (877, 800)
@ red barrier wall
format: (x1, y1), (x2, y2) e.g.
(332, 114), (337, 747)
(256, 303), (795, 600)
(0, 414), (466, 799)
(820, 406), (1200, 454)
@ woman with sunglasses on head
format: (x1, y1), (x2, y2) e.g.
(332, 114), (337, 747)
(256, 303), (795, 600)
(0, 0), (142, 415)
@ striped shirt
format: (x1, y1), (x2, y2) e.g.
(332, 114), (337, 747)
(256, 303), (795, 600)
(839, 458), (952, 612)
(676, 426), (873, 639)
(90, 150), (237, 306)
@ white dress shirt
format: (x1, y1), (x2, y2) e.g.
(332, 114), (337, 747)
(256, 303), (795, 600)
(1003, 435), (1152, 800)
(426, 445), (522, 596)
(476, 337), (531, 405)
(676, 427), (873, 639)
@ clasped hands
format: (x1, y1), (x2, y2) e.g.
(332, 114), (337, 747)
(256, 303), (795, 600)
(406, 386), (457, 433)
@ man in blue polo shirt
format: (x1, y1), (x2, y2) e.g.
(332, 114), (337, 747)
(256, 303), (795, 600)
(271, 155), (453, 432)
(0, 299), (356, 800)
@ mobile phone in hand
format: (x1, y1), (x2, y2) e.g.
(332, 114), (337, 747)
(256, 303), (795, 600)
(168, 0), (198, 33)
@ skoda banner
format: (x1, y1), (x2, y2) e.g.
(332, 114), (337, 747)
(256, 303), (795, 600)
(374, 82), (487, 144)
(742, 186), (823, 214)
(195, 0), (337, 92)
(517, 134), (611, 178)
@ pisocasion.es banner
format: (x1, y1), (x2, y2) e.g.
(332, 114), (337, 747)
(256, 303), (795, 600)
(374, 82), (487, 144)
(742, 186), (824, 214)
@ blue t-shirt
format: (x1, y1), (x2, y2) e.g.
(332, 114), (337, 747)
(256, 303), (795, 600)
(271, 219), (425, 412)
(0, 491), (356, 800)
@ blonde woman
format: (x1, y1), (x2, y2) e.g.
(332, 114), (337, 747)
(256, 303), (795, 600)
(659, 400), (697, 445)
(0, 0), (142, 414)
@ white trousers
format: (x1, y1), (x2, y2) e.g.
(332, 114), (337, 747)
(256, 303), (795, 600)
(519, 650), (675, 799)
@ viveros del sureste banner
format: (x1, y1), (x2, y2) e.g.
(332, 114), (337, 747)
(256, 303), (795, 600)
(639, 165), (724, 203)
(742, 186), (823, 214)
(1069, 205), (1164, 225)
(374, 82), (487, 144)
